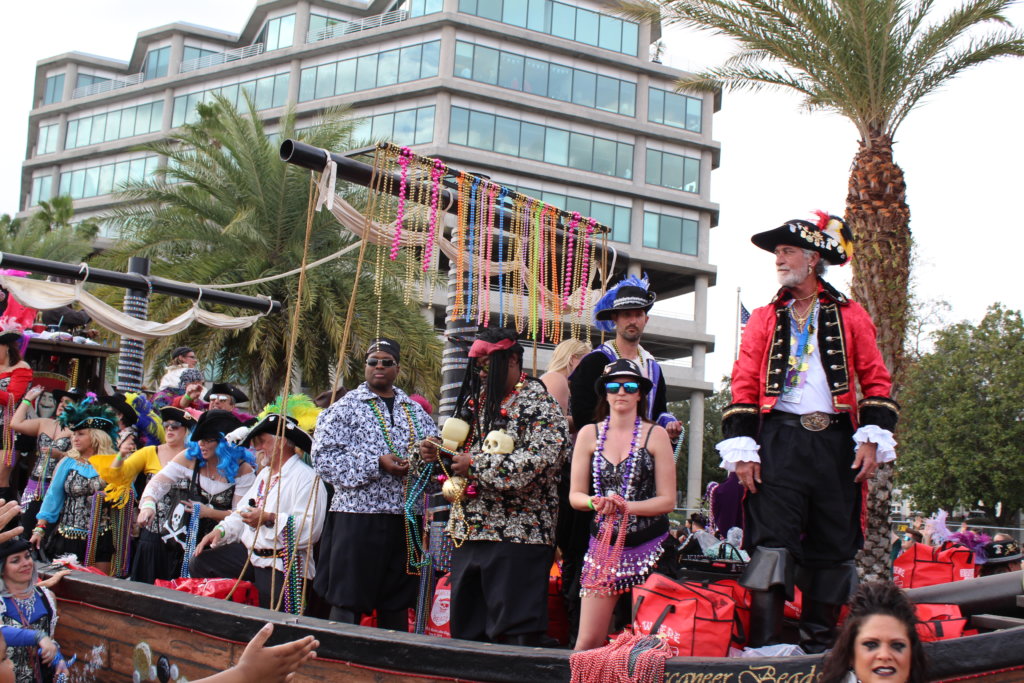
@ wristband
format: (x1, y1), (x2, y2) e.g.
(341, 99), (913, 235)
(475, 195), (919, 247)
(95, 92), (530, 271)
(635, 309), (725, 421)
(139, 501), (156, 511)
(215, 525), (225, 538)
(35, 519), (47, 528)
(587, 497), (595, 511)
(21, 399), (33, 407)
(32, 527), (46, 536)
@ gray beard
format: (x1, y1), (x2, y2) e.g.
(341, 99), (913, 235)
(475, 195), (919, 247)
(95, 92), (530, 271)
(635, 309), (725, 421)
(777, 269), (809, 288)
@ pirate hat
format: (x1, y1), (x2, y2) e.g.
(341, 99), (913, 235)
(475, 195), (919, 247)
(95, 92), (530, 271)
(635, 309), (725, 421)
(983, 539), (1022, 565)
(100, 392), (138, 426)
(52, 388), (86, 405)
(593, 275), (656, 331)
(159, 406), (198, 430)
(0, 320), (23, 345)
(190, 409), (243, 443)
(203, 383), (249, 404)
(751, 211), (854, 266)
(240, 413), (312, 454)
(58, 397), (120, 444)
(595, 357), (652, 395)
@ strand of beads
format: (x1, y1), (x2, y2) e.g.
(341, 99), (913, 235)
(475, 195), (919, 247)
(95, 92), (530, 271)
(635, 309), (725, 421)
(391, 147), (411, 261)
(179, 502), (202, 578)
(85, 492), (103, 568)
(424, 158), (445, 273)
(111, 489), (135, 577)
(403, 462), (434, 573)
(593, 416), (642, 499)
(562, 211), (581, 307)
(453, 172), (469, 319)
(479, 184), (497, 326)
(465, 177), (480, 322)
(496, 187), (509, 325)
(281, 515), (304, 615)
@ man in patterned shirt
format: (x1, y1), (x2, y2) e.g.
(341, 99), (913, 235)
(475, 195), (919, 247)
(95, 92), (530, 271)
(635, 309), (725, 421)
(420, 327), (569, 644)
(311, 338), (438, 630)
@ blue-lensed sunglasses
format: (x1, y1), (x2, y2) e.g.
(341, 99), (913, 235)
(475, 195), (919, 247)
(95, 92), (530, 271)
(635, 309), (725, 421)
(604, 381), (640, 394)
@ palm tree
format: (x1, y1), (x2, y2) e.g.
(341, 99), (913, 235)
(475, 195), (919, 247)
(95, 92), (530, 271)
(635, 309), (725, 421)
(620, 0), (1024, 579)
(0, 204), (95, 265)
(99, 95), (442, 407)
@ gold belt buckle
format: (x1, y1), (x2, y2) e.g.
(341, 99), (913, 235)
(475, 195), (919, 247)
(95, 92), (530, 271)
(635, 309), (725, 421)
(799, 412), (831, 432)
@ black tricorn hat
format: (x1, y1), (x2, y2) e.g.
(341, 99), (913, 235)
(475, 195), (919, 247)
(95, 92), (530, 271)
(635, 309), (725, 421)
(240, 413), (312, 454)
(203, 383), (249, 404)
(100, 393), (138, 426)
(751, 213), (854, 266)
(595, 357), (653, 396)
(984, 539), (1022, 565)
(52, 388), (86, 405)
(190, 409), (243, 443)
(593, 282), (657, 322)
(0, 537), (31, 564)
(159, 406), (198, 430)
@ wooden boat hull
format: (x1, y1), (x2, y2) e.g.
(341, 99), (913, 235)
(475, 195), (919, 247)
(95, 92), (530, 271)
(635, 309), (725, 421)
(51, 571), (1024, 682)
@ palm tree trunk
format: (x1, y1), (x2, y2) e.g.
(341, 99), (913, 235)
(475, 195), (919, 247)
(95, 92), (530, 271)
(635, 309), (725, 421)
(845, 133), (911, 582)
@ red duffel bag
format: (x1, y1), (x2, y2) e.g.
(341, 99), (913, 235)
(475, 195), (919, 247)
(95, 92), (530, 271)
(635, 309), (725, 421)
(155, 577), (260, 606)
(893, 542), (975, 588)
(915, 603), (969, 641)
(425, 574), (452, 638)
(632, 572), (740, 657)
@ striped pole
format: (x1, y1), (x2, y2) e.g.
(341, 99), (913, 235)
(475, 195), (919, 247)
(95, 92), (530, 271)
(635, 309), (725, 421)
(117, 257), (150, 391)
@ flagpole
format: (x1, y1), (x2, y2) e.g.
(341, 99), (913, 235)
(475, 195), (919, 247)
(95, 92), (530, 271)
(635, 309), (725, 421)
(734, 287), (741, 362)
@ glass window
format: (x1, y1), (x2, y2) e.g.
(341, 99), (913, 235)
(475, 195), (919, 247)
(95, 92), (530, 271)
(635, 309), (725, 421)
(686, 97), (702, 133)
(649, 88), (664, 123)
(356, 54), (379, 91)
(69, 170), (85, 199)
(449, 107), (469, 145)
(644, 212), (697, 254)
(572, 70), (596, 108)
(172, 99), (186, 127)
(468, 110), (495, 150)
(498, 52), (525, 90)
(77, 118), (93, 148)
(377, 49), (400, 87)
(595, 75), (618, 113)
(663, 153), (684, 190)
(643, 213), (659, 248)
(568, 133), (593, 170)
(519, 122), (545, 161)
(646, 149), (662, 186)
(664, 92), (686, 129)
(592, 137), (616, 176)
(551, 3), (575, 40)
(104, 110), (122, 140)
(619, 81), (636, 117)
(599, 15), (622, 52)
(613, 206), (631, 243)
(684, 157), (700, 193)
(526, 0), (548, 32)
(144, 46), (170, 80)
(336, 60), (356, 94)
(421, 40), (440, 76)
(30, 176), (52, 206)
(494, 117), (521, 156)
(315, 63), (337, 100)
(98, 164), (115, 196)
(473, 45), (499, 85)
(371, 112), (394, 140)
(113, 161), (130, 189)
(393, 109), (416, 143)
(254, 76), (275, 110)
(543, 128), (569, 166)
(548, 65), (571, 101)
(621, 20), (639, 56)
(263, 15), (295, 51)
(478, 0), (501, 20)
(400, 44), (424, 82)
(37, 124), (58, 155)
(455, 42), (474, 79)
(299, 67), (316, 101)
(502, 0), (529, 26)
(43, 74), (65, 105)
(222, 83), (240, 108)
(616, 143), (633, 179)
(682, 218), (698, 254)
(523, 58), (548, 95)
(88, 114), (106, 145)
(414, 106), (435, 144)
(575, 8), (599, 46)
(84, 167), (99, 198)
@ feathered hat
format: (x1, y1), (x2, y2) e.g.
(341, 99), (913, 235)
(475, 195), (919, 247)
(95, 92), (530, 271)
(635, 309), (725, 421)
(57, 393), (120, 444)
(751, 211), (855, 266)
(0, 319), (23, 345)
(592, 274), (657, 333)
(257, 394), (321, 433)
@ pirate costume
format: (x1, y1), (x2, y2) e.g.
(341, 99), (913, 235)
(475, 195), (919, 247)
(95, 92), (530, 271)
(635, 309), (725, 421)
(0, 539), (63, 683)
(719, 213), (899, 652)
(311, 339), (438, 627)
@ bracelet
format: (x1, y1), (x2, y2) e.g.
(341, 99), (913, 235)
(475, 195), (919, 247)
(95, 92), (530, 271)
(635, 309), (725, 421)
(215, 525), (225, 538)
(32, 527), (45, 536)
(139, 501), (156, 511)
(21, 399), (33, 407)
(34, 519), (47, 528)
(587, 497), (595, 511)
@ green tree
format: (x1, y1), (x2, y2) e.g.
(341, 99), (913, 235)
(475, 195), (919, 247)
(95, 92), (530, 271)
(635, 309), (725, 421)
(623, 0), (1024, 579)
(670, 378), (732, 504)
(0, 203), (95, 265)
(897, 304), (1024, 525)
(99, 95), (442, 407)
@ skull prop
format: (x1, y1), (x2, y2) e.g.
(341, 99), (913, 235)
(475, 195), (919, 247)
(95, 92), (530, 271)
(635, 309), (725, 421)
(482, 429), (515, 455)
(440, 417), (470, 452)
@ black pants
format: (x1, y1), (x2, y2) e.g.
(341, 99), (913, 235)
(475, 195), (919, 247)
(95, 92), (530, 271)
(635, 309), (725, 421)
(449, 540), (553, 643)
(190, 542), (283, 611)
(744, 415), (861, 569)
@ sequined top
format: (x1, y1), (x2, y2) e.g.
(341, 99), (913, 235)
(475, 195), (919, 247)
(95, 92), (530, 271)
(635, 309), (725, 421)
(589, 438), (668, 544)
(32, 432), (70, 480)
(36, 458), (109, 536)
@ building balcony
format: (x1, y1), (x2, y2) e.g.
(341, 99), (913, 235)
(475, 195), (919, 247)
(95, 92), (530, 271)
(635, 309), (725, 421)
(179, 43), (265, 74)
(306, 9), (409, 44)
(72, 73), (143, 100)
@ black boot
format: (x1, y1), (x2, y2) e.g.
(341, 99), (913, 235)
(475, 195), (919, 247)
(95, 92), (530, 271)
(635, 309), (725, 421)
(328, 606), (361, 625)
(377, 609), (410, 632)
(799, 599), (842, 654)
(748, 586), (786, 647)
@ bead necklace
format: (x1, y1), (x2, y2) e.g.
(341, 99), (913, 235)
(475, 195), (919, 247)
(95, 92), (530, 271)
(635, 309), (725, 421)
(562, 211), (581, 307)
(497, 187), (508, 325)
(391, 146), (411, 261)
(84, 491), (104, 568)
(466, 176), (480, 323)
(179, 501), (202, 578)
(110, 488), (135, 577)
(593, 416), (642, 499)
(11, 592), (36, 620)
(423, 158), (444, 274)
(609, 340), (652, 373)
(367, 400), (417, 457)
(280, 514), (304, 615)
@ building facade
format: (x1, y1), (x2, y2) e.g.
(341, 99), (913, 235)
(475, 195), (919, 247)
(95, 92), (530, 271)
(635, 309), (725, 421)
(21, 0), (719, 505)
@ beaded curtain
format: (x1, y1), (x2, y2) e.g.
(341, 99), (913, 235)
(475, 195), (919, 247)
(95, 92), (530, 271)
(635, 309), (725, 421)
(358, 143), (612, 345)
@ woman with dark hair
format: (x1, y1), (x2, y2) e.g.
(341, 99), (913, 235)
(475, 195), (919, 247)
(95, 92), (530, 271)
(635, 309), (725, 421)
(820, 581), (927, 683)
(136, 410), (255, 567)
(99, 407), (198, 583)
(0, 326), (32, 503)
(568, 358), (676, 651)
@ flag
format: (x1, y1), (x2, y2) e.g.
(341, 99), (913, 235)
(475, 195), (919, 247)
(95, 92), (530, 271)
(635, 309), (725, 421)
(739, 303), (751, 332)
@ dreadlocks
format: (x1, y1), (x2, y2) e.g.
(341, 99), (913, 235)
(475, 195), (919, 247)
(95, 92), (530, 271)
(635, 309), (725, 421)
(454, 327), (525, 437)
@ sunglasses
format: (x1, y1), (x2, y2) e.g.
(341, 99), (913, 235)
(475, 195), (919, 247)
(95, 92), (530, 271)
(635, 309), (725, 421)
(366, 358), (397, 367)
(207, 394), (232, 401)
(604, 381), (640, 394)
(164, 421), (185, 429)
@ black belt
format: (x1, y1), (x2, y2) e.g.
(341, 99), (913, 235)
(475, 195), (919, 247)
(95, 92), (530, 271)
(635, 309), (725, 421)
(252, 548), (285, 558)
(766, 411), (847, 432)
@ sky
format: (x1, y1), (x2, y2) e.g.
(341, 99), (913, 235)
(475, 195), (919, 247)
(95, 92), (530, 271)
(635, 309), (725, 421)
(4, 1), (1024, 388)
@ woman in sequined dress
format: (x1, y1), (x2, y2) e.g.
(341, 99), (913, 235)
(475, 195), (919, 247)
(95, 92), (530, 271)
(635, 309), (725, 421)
(568, 358), (676, 651)
(0, 328), (32, 506)
(11, 387), (79, 537)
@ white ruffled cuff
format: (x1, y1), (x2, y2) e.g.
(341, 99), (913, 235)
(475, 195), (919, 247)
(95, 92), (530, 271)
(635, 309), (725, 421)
(853, 425), (897, 463)
(715, 436), (761, 472)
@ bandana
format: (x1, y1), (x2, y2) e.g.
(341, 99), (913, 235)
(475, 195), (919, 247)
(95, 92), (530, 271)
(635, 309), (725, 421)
(468, 338), (516, 358)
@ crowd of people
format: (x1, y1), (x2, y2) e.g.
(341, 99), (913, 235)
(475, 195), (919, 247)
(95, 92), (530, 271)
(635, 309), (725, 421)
(0, 213), (1014, 683)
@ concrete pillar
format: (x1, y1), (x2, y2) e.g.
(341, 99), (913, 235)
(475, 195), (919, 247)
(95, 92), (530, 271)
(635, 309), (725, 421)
(168, 35), (185, 76)
(293, 1), (312, 47)
(693, 274), (708, 330)
(686, 388), (705, 510)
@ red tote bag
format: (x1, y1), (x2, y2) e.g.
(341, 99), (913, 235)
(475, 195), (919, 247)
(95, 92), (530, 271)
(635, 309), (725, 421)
(914, 603), (969, 641)
(632, 573), (740, 657)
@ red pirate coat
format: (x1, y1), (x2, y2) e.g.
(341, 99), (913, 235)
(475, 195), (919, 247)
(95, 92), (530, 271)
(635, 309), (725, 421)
(723, 280), (898, 439)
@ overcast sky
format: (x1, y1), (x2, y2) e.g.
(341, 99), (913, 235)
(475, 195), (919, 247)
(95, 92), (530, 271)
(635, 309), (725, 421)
(4, 1), (1023, 388)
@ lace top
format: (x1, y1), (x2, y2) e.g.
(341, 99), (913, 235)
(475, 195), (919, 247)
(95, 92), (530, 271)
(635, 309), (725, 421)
(589, 427), (668, 544)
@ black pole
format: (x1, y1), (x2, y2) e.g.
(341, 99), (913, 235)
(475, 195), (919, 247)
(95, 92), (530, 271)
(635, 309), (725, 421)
(117, 256), (150, 391)
(0, 253), (281, 314)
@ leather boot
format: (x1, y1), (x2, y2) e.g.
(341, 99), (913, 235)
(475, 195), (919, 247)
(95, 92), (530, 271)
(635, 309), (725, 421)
(378, 609), (410, 632)
(328, 606), (361, 625)
(799, 599), (842, 654)
(748, 586), (786, 647)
